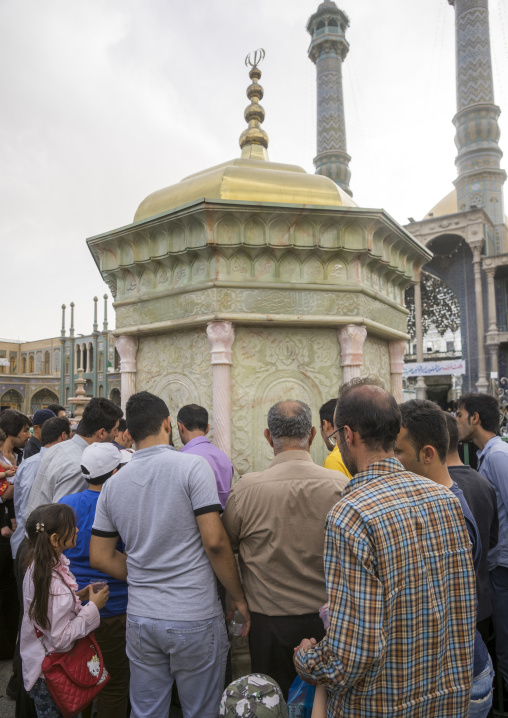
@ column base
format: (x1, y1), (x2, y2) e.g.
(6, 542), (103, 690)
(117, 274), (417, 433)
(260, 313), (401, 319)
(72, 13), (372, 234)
(476, 377), (489, 393)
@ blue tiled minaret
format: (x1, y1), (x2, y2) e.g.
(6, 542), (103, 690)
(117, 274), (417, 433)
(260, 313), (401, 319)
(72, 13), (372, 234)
(307, 1), (352, 196)
(450, 0), (506, 253)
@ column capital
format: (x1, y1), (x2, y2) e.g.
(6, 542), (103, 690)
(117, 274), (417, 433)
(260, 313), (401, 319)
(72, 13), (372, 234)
(469, 238), (485, 261)
(116, 335), (138, 373)
(482, 263), (496, 278)
(337, 325), (367, 367)
(207, 322), (235, 365)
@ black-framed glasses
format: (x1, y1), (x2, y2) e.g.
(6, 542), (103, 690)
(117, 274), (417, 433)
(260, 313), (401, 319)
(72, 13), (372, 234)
(326, 426), (345, 445)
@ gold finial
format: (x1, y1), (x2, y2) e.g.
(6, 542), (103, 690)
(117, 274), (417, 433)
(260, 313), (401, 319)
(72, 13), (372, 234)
(239, 49), (269, 160)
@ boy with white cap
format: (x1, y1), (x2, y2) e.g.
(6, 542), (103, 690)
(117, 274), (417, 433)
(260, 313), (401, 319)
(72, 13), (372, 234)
(59, 442), (130, 718)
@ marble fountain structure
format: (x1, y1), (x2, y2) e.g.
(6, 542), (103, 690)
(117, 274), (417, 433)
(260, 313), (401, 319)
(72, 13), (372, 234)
(87, 59), (431, 474)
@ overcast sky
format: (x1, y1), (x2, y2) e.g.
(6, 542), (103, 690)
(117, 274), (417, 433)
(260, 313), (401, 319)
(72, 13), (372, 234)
(1, 0), (507, 340)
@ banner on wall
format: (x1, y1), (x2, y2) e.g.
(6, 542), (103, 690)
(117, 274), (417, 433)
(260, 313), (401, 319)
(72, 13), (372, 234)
(403, 359), (466, 378)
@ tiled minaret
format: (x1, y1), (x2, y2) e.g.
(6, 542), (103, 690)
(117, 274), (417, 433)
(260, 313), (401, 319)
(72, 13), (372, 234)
(450, 0), (506, 253)
(307, 1), (352, 196)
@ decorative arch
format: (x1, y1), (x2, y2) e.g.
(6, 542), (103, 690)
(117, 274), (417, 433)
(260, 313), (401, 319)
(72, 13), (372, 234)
(109, 388), (121, 406)
(0, 388), (23, 411)
(29, 355), (34, 373)
(22, 355), (27, 374)
(44, 351), (50, 375)
(30, 388), (59, 412)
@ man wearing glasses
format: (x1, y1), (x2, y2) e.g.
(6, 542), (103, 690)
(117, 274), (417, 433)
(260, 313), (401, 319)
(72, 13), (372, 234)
(294, 378), (476, 717)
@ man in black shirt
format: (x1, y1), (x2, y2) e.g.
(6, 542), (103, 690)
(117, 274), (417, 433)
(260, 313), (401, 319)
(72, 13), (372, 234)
(444, 412), (498, 628)
(22, 409), (55, 460)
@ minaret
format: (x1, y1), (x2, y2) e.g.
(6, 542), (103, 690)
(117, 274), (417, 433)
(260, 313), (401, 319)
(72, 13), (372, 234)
(307, 1), (352, 196)
(450, 0), (506, 253)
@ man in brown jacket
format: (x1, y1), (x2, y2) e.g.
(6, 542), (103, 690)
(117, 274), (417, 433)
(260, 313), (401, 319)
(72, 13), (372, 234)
(222, 400), (348, 698)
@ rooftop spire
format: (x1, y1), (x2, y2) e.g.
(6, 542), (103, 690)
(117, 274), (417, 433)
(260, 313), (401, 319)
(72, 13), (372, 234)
(239, 49), (269, 161)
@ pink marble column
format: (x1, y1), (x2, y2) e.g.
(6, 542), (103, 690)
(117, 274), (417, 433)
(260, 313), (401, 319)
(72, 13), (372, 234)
(389, 340), (406, 402)
(337, 325), (367, 384)
(206, 321), (235, 459)
(116, 335), (138, 414)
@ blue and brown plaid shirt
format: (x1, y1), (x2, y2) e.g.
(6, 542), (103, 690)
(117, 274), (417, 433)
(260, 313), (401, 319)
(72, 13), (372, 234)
(295, 458), (476, 717)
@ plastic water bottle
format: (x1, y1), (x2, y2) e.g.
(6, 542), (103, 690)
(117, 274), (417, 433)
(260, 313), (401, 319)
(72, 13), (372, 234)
(228, 610), (245, 637)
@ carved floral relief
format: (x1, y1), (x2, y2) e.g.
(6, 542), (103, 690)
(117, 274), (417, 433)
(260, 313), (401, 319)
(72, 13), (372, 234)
(230, 327), (342, 475)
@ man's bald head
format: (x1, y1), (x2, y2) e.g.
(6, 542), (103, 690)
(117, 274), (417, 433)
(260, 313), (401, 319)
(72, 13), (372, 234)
(335, 378), (401, 452)
(267, 400), (313, 452)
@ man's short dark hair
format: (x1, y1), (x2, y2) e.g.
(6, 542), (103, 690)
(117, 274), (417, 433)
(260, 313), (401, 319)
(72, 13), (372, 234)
(444, 412), (460, 454)
(319, 399), (337, 426)
(78, 398), (123, 437)
(177, 404), (208, 432)
(458, 393), (501, 435)
(117, 418), (127, 433)
(47, 404), (65, 416)
(126, 392), (169, 442)
(335, 378), (400, 452)
(41, 417), (71, 446)
(0, 409), (31, 438)
(399, 400), (449, 463)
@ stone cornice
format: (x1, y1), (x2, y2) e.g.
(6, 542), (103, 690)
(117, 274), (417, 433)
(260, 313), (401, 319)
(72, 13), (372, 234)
(112, 313), (409, 342)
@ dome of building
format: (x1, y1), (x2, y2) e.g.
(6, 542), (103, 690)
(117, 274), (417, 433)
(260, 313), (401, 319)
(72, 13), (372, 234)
(134, 61), (357, 223)
(134, 155), (357, 222)
(423, 188), (458, 219)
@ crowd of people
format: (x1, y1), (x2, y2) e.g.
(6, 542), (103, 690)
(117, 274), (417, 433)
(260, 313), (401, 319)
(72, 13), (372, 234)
(0, 380), (507, 718)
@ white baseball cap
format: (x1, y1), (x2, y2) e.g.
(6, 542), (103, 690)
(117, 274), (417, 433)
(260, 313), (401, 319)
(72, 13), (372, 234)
(81, 442), (122, 480)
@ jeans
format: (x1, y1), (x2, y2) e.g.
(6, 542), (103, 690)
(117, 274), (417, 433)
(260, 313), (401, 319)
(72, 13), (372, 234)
(28, 678), (62, 718)
(469, 655), (494, 718)
(490, 566), (508, 689)
(126, 613), (229, 718)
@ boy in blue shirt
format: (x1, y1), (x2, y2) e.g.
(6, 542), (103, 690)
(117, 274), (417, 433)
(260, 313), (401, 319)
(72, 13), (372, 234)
(60, 442), (129, 718)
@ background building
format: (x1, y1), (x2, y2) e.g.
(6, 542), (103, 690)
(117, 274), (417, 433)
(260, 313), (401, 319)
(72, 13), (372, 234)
(0, 296), (120, 415)
(405, 0), (508, 402)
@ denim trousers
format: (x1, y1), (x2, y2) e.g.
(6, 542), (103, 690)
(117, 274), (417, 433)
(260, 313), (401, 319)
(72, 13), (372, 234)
(28, 678), (62, 718)
(469, 655), (494, 718)
(126, 613), (229, 718)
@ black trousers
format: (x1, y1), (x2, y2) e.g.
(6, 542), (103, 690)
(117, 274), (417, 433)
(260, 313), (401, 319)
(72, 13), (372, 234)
(248, 611), (325, 701)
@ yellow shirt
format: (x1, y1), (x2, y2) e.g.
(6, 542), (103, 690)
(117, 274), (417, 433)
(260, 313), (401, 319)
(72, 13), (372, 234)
(323, 445), (352, 479)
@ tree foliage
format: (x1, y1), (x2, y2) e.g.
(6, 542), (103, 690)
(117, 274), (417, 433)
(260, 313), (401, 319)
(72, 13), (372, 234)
(405, 273), (460, 340)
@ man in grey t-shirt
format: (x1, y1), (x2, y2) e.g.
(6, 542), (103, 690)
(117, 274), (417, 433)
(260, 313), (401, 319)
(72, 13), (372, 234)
(90, 391), (250, 718)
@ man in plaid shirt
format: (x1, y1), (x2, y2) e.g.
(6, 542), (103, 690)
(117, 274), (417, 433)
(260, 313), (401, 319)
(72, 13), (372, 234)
(294, 379), (476, 717)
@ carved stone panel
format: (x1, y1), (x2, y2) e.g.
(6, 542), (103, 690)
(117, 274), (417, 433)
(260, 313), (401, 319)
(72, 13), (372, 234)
(361, 336), (391, 389)
(230, 326), (343, 475)
(135, 330), (213, 450)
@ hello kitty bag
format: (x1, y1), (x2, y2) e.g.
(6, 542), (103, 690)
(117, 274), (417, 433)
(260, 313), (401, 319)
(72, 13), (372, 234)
(35, 628), (110, 718)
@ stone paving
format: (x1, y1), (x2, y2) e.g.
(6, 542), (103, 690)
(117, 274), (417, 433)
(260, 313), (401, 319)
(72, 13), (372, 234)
(0, 661), (14, 718)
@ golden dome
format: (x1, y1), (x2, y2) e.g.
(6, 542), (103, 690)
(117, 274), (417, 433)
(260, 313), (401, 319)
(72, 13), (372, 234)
(134, 157), (357, 222)
(424, 189), (458, 220)
(134, 53), (357, 223)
